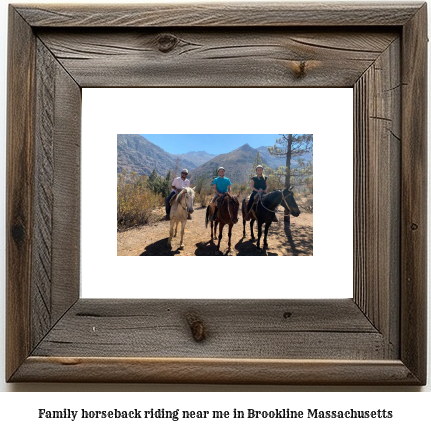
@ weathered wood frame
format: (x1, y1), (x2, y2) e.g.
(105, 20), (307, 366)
(6, 2), (427, 385)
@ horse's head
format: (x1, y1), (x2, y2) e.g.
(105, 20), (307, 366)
(224, 193), (240, 224)
(281, 187), (301, 217)
(178, 187), (195, 213)
(184, 187), (195, 213)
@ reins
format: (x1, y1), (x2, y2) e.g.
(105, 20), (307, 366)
(253, 190), (292, 214)
(256, 192), (276, 213)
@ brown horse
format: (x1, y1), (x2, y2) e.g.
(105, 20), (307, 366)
(205, 193), (240, 253)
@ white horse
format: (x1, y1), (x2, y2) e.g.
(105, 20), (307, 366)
(168, 187), (195, 249)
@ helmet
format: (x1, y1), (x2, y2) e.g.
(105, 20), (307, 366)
(218, 167), (225, 172)
(256, 165), (263, 170)
(181, 169), (189, 174)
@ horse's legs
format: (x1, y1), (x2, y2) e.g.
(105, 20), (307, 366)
(214, 220), (219, 242)
(168, 220), (174, 246)
(173, 220), (178, 237)
(256, 221), (263, 249)
(210, 221), (214, 240)
(217, 223), (224, 252)
(250, 219), (256, 240)
(263, 222), (271, 248)
(179, 221), (185, 249)
(227, 223), (233, 251)
(243, 219), (246, 237)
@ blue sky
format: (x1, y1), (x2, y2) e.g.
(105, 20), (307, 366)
(141, 134), (281, 155)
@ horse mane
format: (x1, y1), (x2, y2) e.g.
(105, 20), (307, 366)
(221, 192), (239, 205)
(175, 189), (186, 204)
(175, 187), (195, 205)
(262, 189), (281, 204)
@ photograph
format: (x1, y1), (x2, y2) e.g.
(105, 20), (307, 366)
(117, 134), (313, 256)
(81, 87), (351, 300)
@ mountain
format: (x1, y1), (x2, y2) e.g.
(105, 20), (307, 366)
(255, 145), (285, 169)
(117, 135), (312, 185)
(174, 151), (216, 167)
(117, 134), (199, 177)
(256, 145), (313, 170)
(188, 144), (271, 185)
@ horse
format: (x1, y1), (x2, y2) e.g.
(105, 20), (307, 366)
(167, 187), (195, 249)
(205, 192), (240, 253)
(242, 187), (300, 250)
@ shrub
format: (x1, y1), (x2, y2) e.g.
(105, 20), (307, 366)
(300, 198), (313, 213)
(196, 188), (211, 208)
(117, 170), (164, 229)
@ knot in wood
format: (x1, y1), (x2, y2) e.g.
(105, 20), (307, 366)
(295, 61), (307, 78)
(157, 34), (178, 53)
(11, 222), (25, 245)
(283, 311), (292, 319)
(186, 314), (206, 342)
(411, 223), (419, 230)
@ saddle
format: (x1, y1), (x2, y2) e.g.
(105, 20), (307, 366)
(216, 194), (226, 209)
(245, 192), (278, 223)
(169, 194), (177, 206)
(244, 195), (258, 221)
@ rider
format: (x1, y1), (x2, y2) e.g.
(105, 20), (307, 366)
(165, 168), (191, 221)
(210, 167), (232, 221)
(247, 165), (269, 219)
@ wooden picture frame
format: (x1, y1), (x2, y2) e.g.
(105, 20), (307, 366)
(6, 2), (427, 385)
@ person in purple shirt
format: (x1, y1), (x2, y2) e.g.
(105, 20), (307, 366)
(209, 167), (232, 221)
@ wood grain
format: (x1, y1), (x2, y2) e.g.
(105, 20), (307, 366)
(353, 38), (401, 358)
(32, 299), (383, 359)
(32, 40), (56, 347)
(400, 3), (428, 384)
(12, 357), (420, 385)
(32, 38), (81, 349)
(6, 7), (36, 381)
(15, 2), (423, 27)
(37, 29), (398, 88)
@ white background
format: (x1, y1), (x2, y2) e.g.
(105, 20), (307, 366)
(0, 0), (429, 416)
(81, 88), (353, 299)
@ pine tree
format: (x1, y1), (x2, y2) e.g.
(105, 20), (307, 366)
(268, 134), (313, 188)
(148, 168), (158, 187)
(162, 170), (172, 198)
(268, 134), (313, 222)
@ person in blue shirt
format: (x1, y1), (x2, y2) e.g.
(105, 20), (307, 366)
(210, 167), (232, 221)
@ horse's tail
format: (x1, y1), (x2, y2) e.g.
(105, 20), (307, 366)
(205, 206), (210, 228)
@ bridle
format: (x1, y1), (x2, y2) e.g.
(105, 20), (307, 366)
(178, 190), (190, 212)
(281, 191), (293, 213)
(255, 190), (292, 214)
(218, 194), (238, 224)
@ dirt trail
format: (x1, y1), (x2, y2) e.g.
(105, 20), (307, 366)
(117, 204), (313, 256)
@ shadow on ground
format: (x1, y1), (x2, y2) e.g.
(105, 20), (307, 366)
(139, 238), (182, 256)
(283, 223), (313, 256)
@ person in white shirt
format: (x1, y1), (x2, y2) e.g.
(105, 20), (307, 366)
(165, 169), (192, 220)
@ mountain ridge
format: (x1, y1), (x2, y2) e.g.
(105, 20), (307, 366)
(117, 134), (306, 185)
